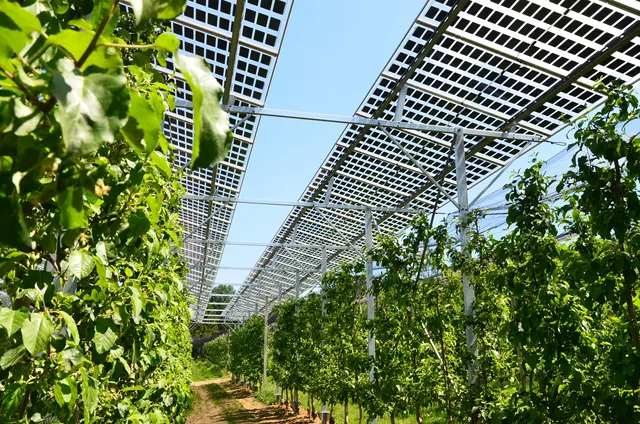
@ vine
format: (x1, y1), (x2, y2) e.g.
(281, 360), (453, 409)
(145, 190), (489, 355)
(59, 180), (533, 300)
(0, 0), (233, 421)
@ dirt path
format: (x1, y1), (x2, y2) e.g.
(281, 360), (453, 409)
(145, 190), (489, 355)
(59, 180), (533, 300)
(187, 378), (321, 424)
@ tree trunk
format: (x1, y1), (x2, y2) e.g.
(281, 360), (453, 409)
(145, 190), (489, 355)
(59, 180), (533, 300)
(415, 401), (423, 424)
(390, 412), (396, 424)
(311, 396), (316, 418)
(294, 388), (299, 414)
(358, 403), (363, 424)
(344, 398), (349, 424)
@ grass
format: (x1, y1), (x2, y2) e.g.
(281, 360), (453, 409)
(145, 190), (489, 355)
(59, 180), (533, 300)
(191, 358), (224, 382)
(254, 380), (447, 424)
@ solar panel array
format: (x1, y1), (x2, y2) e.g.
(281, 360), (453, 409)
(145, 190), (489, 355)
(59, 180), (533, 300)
(136, 0), (294, 321)
(214, 0), (640, 322)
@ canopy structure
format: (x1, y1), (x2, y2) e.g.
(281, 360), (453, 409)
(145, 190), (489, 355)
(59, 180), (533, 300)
(131, 0), (294, 321)
(186, 0), (640, 324)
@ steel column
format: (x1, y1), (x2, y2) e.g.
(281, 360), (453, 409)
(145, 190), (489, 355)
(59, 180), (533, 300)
(453, 128), (478, 387)
(263, 296), (269, 389)
(275, 281), (282, 402)
(365, 207), (376, 424)
(321, 247), (330, 424)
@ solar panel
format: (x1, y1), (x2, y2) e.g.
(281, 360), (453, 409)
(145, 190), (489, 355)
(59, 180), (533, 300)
(124, 0), (294, 321)
(215, 0), (640, 322)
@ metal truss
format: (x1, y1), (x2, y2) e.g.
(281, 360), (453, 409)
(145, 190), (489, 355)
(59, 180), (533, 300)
(173, 0), (640, 329)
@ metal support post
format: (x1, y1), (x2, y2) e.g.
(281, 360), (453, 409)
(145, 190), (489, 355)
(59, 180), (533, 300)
(453, 128), (478, 387)
(275, 282), (282, 402)
(293, 270), (300, 414)
(365, 207), (377, 424)
(263, 296), (269, 389)
(320, 247), (330, 424)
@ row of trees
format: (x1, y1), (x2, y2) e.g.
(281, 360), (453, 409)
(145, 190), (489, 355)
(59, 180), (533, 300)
(0, 0), (233, 420)
(226, 83), (640, 423)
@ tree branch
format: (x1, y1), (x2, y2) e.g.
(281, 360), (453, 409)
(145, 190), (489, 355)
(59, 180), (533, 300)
(76, 0), (118, 69)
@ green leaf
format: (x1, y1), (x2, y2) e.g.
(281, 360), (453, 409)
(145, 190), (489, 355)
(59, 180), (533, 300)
(94, 256), (107, 284)
(50, 58), (129, 157)
(21, 312), (54, 355)
(48, 29), (122, 70)
(58, 185), (84, 229)
(0, 307), (29, 336)
(130, 287), (143, 324)
(80, 367), (99, 417)
(60, 347), (83, 370)
(174, 52), (233, 169)
(90, 0), (119, 37)
(59, 311), (79, 344)
(95, 241), (108, 264)
(0, 0), (42, 54)
(150, 151), (172, 177)
(2, 384), (25, 418)
(155, 32), (179, 53)
(93, 317), (118, 354)
(0, 344), (26, 369)
(128, 212), (150, 238)
(130, 0), (186, 26)
(65, 250), (95, 279)
(0, 180), (33, 250)
(68, 18), (93, 31)
(54, 376), (77, 409)
(147, 191), (162, 224)
(121, 90), (161, 155)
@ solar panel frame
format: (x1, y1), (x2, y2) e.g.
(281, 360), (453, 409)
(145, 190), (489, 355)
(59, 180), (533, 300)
(217, 0), (640, 322)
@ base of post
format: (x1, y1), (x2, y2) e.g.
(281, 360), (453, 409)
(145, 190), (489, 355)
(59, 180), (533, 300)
(321, 410), (330, 424)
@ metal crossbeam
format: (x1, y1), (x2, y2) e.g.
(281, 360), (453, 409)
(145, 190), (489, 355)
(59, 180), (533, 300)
(173, 103), (543, 141)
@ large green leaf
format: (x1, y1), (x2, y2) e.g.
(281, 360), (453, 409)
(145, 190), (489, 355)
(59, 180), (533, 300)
(54, 376), (77, 409)
(57, 185), (84, 229)
(48, 29), (122, 70)
(93, 317), (118, 354)
(90, 0), (119, 37)
(121, 90), (161, 155)
(154, 32), (179, 53)
(65, 250), (95, 279)
(0, 307), (29, 336)
(0, 344), (26, 369)
(128, 211), (150, 238)
(2, 384), (25, 418)
(0, 251), (28, 276)
(59, 311), (79, 344)
(21, 312), (54, 355)
(50, 58), (129, 157)
(174, 52), (233, 169)
(0, 0), (42, 54)
(130, 0), (186, 26)
(80, 367), (99, 418)
(130, 287), (143, 324)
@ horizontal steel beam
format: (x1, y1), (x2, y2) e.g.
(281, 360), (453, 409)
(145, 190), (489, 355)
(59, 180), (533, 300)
(182, 196), (430, 213)
(172, 102), (543, 141)
(183, 239), (356, 250)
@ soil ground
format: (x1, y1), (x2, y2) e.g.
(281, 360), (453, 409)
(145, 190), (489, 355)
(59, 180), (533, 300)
(187, 378), (322, 424)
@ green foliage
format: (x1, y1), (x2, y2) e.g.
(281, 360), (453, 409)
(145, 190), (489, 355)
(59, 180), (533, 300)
(243, 84), (640, 424)
(229, 315), (264, 386)
(0, 0), (233, 421)
(371, 216), (465, 423)
(203, 334), (230, 373)
(191, 358), (223, 382)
